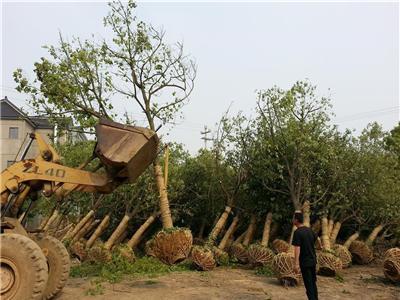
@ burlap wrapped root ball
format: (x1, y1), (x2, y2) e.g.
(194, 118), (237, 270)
(113, 244), (136, 263)
(149, 228), (193, 265)
(272, 252), (301, 286)
(317, 251), (342, 277)
(383, 247), (400, 283)
(349, 241), (373, 265)
(191, 246), (216, 271)
(332, 244), (352, 268)
(87, 242), (112, 263)
(272, 239), (290, 254)
(247, 244), (275, 267)
(212, 247), (230, 266)
(229, 243), (248, 264)
(70, 240), (88, 261)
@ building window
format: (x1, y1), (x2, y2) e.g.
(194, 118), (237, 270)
(9, 127), (19, 139)
(7, 160), (15, 167)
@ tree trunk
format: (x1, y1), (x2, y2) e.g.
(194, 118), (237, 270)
(49, 217), (65, 235)
(127, 214), (157, 249)
(63, 209), (95, 241)
(311, 219), (321, 234)
(269, 222), (279, 242)
(56, 223), (74, 240)
(48, 216), (62, 235)
(243, 215), (257, 246)
(302, 201), (311, 227)
(209, 206), (232, 242)
(218, 215), (239, 250)
(211, 214), (220, 229)
(288, 225), (297, 245)
(86, 214), (110, 249)
(18, 212), (26, 222)
(61, 225), (75, 240)
(71, 217), (95, 244)
(197, 219), (206, 239)
(40, 205), (57, 230)
(327, 219), (334, 238)
(292, 193), (301, 211)
(343, 232), (359, 249)
(330, 221), (342, 245)
(234, 230), (247, 244)
(113, 230), (129, 247)
(154, 163), (173, 229)
(261, 212), (273, 247)
(84, 219), (101, 239)
(43, 209), (59, 231)
(321, 217), (331, 251)
(164, 145), (169, 188)
(104, 214), (131, 250)
(365, 224), (384, 246)
(52, 213), (69, 233)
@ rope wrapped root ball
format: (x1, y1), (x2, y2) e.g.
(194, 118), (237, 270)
(149, 228), (193, 265)
(383, 248), (400, 283)
(229, 243), (248, 264)
(248, 244), (275, 267)
(191, 246), (216, 271)
(87, 242), (112, 263)
(272, 239), (290, 254)
(212, 247), (230, 266)
(317, 251), (342, 276)
(349, 241), (373, 265)
(272, 252), (301, 286)
(70, 240), (87, 261)
(332, 244), (352, 268)
(113, 244), (136, 263)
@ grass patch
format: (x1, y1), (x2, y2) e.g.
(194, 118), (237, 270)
(255, 265), (275, 277)
(71, 255), (192, 283)
(335, 273), (345, 283)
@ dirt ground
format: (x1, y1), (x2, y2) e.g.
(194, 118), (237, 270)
(58, 264), (399, 300)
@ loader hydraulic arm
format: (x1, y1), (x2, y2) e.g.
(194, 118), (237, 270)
(1, 119), (158, 218)
(1, 159), (116, 204)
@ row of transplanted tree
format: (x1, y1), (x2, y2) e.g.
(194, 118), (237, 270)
(15, 0), (400, 283)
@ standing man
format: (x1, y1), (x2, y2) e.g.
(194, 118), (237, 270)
(292, 211), (319, 300)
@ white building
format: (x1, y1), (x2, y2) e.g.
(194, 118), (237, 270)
(0, 97), (86, 170)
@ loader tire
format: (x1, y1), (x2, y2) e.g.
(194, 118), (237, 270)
(0, 233), (48, 300)
(33, 234), (71, 299)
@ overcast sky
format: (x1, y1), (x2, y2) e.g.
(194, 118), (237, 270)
(1, 1), (399, 153)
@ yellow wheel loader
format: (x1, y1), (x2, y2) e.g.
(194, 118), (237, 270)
(0, 119), (158, 299)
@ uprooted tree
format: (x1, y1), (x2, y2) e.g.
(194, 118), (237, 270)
(15, 0), (196, 265)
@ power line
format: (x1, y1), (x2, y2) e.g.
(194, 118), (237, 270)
(333, 106), (399, 123)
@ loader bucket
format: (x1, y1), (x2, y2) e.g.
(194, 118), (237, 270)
(94, 119), (159, 182)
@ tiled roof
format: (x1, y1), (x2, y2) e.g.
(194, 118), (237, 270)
(1, 97), (54, 129)
(29, 116), (54, 129)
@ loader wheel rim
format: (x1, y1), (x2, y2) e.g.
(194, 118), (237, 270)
(0, 260), (19, 296)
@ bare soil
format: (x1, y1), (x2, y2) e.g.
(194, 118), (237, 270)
(58, 264), (399, 300)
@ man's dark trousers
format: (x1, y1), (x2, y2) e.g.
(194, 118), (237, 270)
(300, 265), (318, 300)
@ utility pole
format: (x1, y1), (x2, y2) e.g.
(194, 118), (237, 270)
(200, 126), (212, 149)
